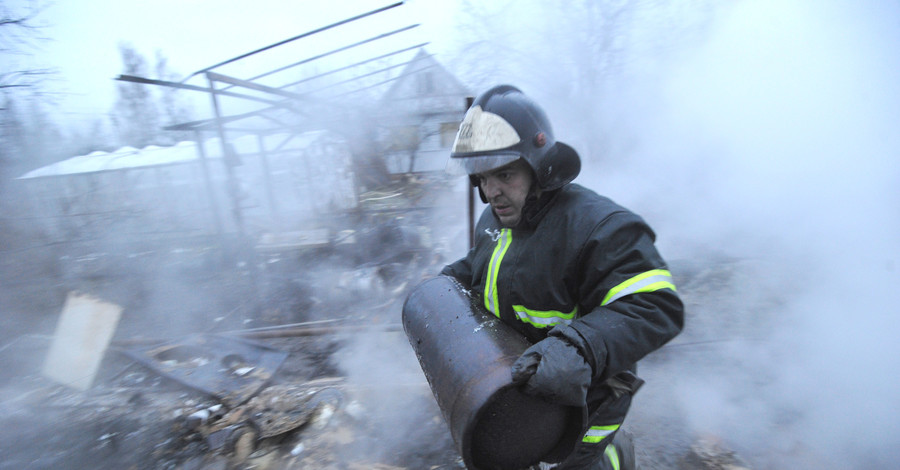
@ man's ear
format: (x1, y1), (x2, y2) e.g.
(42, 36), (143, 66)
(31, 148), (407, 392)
(469, 174), (488, 203)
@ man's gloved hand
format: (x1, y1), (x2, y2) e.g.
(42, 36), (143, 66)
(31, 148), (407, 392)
(510, 330), (592, 407)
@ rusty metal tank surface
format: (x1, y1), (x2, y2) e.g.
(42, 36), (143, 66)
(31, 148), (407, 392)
(403, 276), (581, 470)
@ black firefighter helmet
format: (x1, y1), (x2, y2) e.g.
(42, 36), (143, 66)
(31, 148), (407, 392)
(447, 85), (581, 192)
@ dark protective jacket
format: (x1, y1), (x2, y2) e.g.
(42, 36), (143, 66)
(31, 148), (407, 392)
(441, 183), (684, 387)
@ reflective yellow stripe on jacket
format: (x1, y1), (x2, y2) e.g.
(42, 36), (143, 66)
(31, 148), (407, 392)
(583, 424), (619, 443)
(484, 229), (512, 317)
(513, 304), (578, 328)
(484, 227), (675, 327)
(605, 443), (621, 470)
(513, 269), (676, 328)
(601, 269), (676, 306)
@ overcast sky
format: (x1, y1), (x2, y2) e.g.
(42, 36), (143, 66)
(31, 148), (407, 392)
(15, 0), (456, 124)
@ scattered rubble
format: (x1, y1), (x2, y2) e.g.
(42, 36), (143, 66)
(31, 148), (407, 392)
(117, 334), (289, 408)
(0, 182), (765, 469)
(0, 214), (465, 469)
(679, 435), (751, 470)
(0, 331), (462, 469)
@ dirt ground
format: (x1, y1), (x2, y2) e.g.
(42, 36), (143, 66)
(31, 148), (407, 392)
(0, 226), (462, 469)
(0, 196), (756, 469)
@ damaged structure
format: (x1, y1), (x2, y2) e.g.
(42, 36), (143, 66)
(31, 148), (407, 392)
(0, 3), (760, 469)
(1, 3), (472, 469)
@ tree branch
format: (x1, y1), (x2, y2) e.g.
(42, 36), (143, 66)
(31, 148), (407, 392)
(0, 1), (52, 54)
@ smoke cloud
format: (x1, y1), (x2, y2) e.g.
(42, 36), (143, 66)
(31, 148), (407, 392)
(583, 0), (900, 466)
(4, 0), (897, 467)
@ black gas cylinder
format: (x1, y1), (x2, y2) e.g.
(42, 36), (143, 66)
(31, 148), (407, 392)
(402, 276), (581, 470)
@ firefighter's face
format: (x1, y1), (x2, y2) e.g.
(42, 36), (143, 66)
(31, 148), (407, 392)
(475, 159), (534, 228)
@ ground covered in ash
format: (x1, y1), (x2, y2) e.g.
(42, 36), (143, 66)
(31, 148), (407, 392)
(0, 215), (464, 470)
(0, 208), (794, 469)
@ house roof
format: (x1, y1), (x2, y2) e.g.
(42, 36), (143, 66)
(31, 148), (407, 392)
(382, 49), (470, 102)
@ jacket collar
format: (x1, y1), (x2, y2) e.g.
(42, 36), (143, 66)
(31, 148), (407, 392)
(515, 186), (562, 230)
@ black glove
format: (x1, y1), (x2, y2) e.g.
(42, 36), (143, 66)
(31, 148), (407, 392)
(510, 331), (592, 407)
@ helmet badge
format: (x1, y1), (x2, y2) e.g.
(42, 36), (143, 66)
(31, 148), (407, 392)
(452, 105), (521, 153)
(533, 132), (547, 148)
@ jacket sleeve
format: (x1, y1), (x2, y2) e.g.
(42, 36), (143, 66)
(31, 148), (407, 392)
(440, 253), (474, 289)
(439, 206), (495, 290)
(567, 211), (684, 382)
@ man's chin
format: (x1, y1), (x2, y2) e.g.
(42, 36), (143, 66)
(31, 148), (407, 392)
(491, 206), (519, 227)
(497, 214), (520, 228)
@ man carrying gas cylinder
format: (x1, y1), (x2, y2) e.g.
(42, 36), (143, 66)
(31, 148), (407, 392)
(440, 85), (684, 469)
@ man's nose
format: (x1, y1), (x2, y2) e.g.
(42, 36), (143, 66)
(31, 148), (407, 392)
(480, 178), (501, 199)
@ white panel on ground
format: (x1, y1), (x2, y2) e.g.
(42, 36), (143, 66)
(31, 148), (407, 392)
(41, 292), (123, 390)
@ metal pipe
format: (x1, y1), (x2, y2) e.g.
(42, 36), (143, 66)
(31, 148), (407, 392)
(193, 130), (224, 240)
(205, 71), (307, 101)
(278, 42), (428, 90)
(255, 134), (279, 227)
(225, 24), (421, 90)
(206, 72), (263, 316)
(465, 96), (475, 250)
(402, 276), (580, 470)
(306, 53), (433, 94)
(205, 73), (244, 233)
(185, 2), (405, 80)
(114, 74), (278, 104)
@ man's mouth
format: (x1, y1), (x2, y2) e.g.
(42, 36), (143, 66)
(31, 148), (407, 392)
(492, 204), (512, 216)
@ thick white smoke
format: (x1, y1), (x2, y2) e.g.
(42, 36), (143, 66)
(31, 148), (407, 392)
(314, 0), (900, 466)
(590, 0), (900, 466)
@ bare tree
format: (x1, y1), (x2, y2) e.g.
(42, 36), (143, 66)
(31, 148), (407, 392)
(111, 42), (162, 148)
(0, 0), (54, 96)
(154, 50), (194, 143)
(445, 0), (639, 163)
(443, 0), (719, 165)
(0, 0), (56, 180)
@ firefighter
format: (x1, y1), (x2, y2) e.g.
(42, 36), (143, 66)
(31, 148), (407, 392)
(441, 85), (684, 469)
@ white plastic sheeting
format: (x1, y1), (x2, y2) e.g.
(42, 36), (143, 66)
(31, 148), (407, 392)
(17, 131), (358, 237)
(17, 132), (332, 179)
